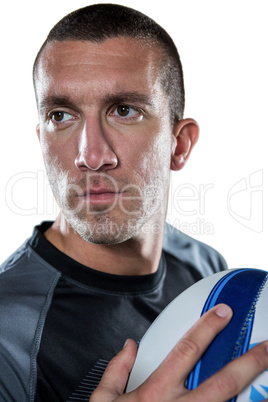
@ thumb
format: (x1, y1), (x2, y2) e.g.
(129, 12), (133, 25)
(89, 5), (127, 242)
(90, 339), (138, 401)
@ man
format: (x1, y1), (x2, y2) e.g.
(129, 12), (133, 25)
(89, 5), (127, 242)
(1, 4), (268, 402)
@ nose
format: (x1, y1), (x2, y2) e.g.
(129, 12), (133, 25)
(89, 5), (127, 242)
(74, 116), (118, 171)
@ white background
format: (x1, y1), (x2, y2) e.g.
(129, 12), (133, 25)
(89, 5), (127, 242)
(0, 0), (267, 269)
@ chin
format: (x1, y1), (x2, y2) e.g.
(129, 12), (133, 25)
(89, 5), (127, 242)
(65, 211), (150, 246)
(65, 214), (132, 245)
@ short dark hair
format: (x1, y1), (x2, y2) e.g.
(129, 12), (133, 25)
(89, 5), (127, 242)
(33, 3), (185, 121)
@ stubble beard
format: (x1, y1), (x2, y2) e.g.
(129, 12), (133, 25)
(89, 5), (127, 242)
(62, 185), (166, 245)
(46, 161), (168, 245)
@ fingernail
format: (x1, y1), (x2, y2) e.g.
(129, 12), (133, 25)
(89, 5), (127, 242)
(215, 304), (232, 318)
(123, 339), (129, 349)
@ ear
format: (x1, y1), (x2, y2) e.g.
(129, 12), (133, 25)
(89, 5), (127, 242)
(170, 118), (199, 171)
(36, 124), (40, 141)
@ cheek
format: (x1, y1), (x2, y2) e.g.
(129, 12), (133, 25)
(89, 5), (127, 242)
(121, 130), (172, 193)
(40, 134), (74, 172)
(142, 131), (172, 176)
(42, 142), (59, 168)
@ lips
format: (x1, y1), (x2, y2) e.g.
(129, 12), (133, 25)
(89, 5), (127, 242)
(77, 187), (122, 205)
(79, 187), (120, 197)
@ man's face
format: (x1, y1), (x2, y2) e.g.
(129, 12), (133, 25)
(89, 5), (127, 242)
(35, 37), (175, 244)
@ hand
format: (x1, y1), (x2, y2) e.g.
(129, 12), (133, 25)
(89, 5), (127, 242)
(90, 304), (268, 401)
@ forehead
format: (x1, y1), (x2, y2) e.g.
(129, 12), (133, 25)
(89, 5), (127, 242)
(35, 37), (165, 106)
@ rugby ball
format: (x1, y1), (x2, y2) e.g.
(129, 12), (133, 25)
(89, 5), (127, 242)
(126, 268), (268, 401)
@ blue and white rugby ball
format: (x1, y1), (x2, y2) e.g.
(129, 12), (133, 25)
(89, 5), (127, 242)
(126, 268), (268, 401)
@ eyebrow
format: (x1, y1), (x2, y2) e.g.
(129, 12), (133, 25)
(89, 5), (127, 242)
(38, 96), (77, 112)
(104, 92), (153, 107)
(38, 92), (154, 112)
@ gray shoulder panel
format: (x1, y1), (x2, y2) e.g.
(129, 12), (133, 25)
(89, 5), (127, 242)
(0, 243), (61, 402)
(163, 223), (228, 276)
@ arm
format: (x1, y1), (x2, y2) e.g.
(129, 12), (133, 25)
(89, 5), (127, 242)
(90, 304), (268, 401)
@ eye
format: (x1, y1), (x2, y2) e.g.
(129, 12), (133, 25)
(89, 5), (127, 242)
(109, 104), (144, 123)
(50, 111), (73, 123)
(117, 105), (131, 117)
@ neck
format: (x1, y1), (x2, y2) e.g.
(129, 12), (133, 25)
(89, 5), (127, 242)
(44, 213), (165, 276)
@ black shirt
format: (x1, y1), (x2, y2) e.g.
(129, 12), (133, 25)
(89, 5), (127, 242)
(0, 221), (227, 401)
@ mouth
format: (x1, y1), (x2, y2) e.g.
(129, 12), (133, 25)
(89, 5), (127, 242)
(78, 187), (122, 204)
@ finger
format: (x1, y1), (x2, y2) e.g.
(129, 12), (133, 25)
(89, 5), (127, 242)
(145, 304), (233, 394)
(189, 340), (268, 402)
(90, 339), (137, 402)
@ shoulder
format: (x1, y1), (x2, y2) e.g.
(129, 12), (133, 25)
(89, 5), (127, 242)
(0, 238), (61, 305)
(0, 239), (60, 401)
(0, 238), (59, 279)
(162, 222), (228, 277)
